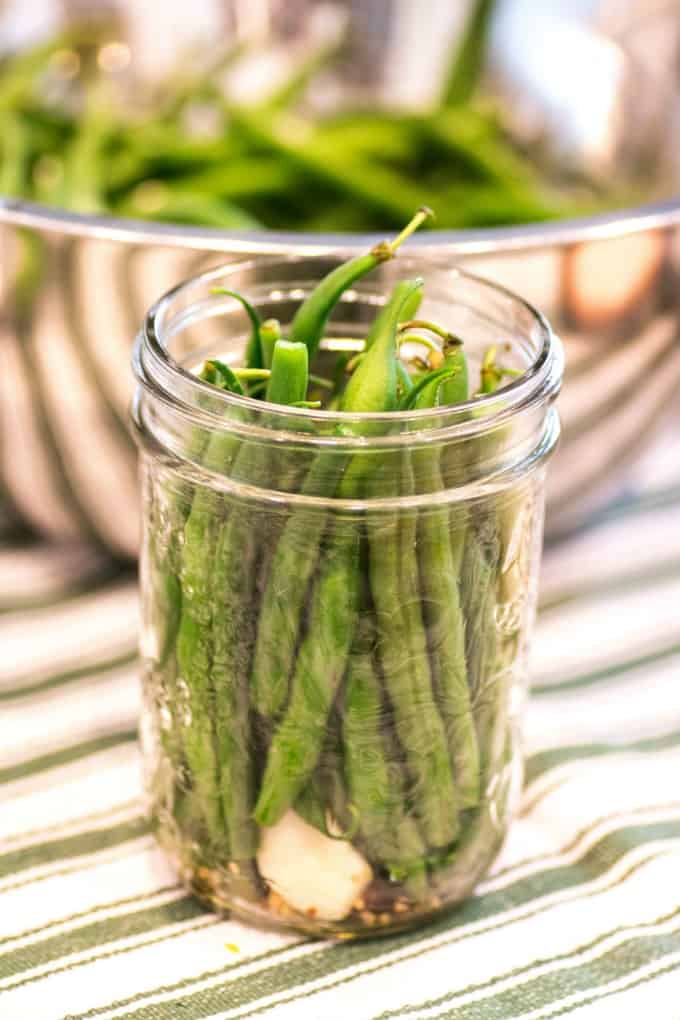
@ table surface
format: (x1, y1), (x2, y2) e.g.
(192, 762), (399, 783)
(2, 433), (680, 1020)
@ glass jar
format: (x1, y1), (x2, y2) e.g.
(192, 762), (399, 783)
(131, 255), (563, 938)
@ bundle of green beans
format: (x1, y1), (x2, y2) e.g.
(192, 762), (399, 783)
(0, 2), (597, 232)
(144, 209), (529, 933)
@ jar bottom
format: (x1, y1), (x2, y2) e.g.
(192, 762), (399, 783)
(149, 744), (520, 940)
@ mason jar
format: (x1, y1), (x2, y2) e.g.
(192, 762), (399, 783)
(131, 255), (563, 938)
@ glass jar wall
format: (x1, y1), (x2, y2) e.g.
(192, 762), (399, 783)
(132, 256), (562, 937)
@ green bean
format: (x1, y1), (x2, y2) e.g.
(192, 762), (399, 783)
(262, 38), (342, 112)
(253, 277), (424, 823)
(119, 187), (261, 230)
(433, 183), (562, 227)
(228, 105), (428, 227)
(260, 319), (281, 370)
(57, 90), (117, 213)
(249, 259), (425, 721)
(233, 369), (270, 381)
(298, 201), (383, 234)
(168, 159), (296, 203)
(398, 365), (460, 410)
(0, 30), (91, 113)
(147, 471), (213, 849)
(210, 486), (262, 866)
(338, 283), (456, 864)
(171, 355), (247, 817)
(111, 122), (239, 173)
(340, 278), (424, 413)
(0, 112), (33, 196)
(211, 287), (263, 372)
(436, 347), (470, 405)
(479, 345), (523, 393)
(441, 0), (496, 107)
(332, 274), (461, 848)
(201, 359), (244, 395)
(105, 132), (238, 195)
(173, 358), (254, 848)
(158, 40), (247, 122)
(312, 112), (418, 164)
(294, 775), (329, 835)
(203, 327), (311, 867)
(408, 345), (469, 409)
(249, 452), (346, 721)
(343, 614), (429, 900)
(152, 357), (235, 674)
(175, 494), (226, 849)
(411, 353), (480, 810)
(289, 209), (430, 359)
(265, 340), (308, 405)
(366, 453), (460, 850)
(0, 17), (591, 236)
(423, 108), (544, 193)
(475, 348), (532, 777)
(352, 278), (422, 402)
(252, 277), (422, 726)
(253, 524), (360, 826)
(461, 520), (499, 687)
(365, 280), (424, 353)
(295, 711), (353, 836)
(458, 350), (514, 776)
(211, 489), (299, 856)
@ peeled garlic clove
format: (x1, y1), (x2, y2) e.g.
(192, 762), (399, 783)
(257, 809), (372, 922)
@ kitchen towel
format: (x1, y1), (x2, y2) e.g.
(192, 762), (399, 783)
(1, 463), (679, 1019)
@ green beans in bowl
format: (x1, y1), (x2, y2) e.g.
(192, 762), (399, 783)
(132, 215), (562, 936)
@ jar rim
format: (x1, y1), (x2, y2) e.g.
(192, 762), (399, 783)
(134, 254), (562, 448)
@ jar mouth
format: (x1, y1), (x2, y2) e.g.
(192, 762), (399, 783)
(134, 255), (562, 449)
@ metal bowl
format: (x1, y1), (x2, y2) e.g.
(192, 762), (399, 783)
(1, 0), (679, 559)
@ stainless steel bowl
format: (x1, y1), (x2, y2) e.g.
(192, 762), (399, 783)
(1, 0), (679, 559)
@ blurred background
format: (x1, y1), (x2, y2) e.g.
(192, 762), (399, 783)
(0, 0), (679, 563)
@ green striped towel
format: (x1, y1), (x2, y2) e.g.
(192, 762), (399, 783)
(1, 456), (680, 1019)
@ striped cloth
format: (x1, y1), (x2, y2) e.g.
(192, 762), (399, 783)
(1, 435), (680, 1020)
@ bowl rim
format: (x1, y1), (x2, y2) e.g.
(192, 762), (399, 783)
(1, 194), (680, 254)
